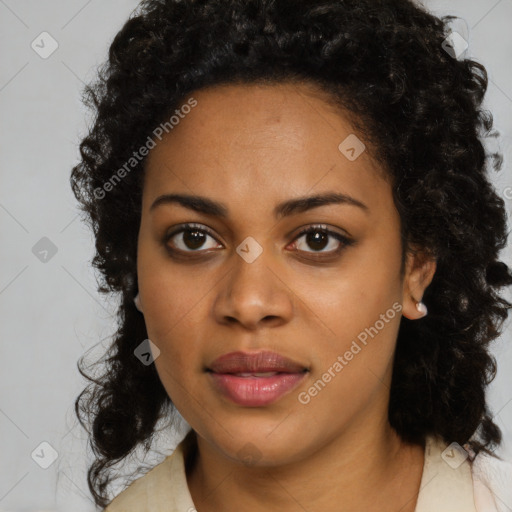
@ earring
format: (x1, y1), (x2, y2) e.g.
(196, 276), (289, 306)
(134, 293), (143, 313)
(415, 300), (428, 317)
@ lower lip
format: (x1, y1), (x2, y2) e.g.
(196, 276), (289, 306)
(209, 372), (307, 407)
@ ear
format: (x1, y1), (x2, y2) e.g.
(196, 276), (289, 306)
(134, 292), (144, 313)
(401, 247), (437, 320)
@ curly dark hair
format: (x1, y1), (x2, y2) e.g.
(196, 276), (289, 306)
(70, 0), (512, 507)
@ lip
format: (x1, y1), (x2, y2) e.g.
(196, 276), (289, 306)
(207, 350), (309, 407)
(208, 350), (307, 374)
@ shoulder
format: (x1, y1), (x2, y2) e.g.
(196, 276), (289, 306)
(415, 435), (477, 512)
(104, 452), (176, 511)
(104, 432), (197, 512)
(470, 448), (512, 512)
(416, 435), (512, 512)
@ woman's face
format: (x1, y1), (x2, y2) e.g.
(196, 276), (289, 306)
(137, 82), (432, 465)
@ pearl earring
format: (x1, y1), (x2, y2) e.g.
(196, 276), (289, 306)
(134, 293), (143, 313)
(416, 300), (428, 317)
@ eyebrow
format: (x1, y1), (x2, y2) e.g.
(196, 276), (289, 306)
(149, 192), (369, 218)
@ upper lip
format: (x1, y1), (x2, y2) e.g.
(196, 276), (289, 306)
(208, 350), (308, 374)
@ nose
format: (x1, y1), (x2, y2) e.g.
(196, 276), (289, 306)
(212, 247), (294, 331)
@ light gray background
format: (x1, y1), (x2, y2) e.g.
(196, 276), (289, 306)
(0, 1), (511, 510)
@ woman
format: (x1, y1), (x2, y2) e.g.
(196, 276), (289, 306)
(71, 0), (512, 510)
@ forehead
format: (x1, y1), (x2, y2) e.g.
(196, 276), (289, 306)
(142, 82), (391, 217)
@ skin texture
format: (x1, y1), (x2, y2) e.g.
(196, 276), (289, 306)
(136, 82), (437, 512)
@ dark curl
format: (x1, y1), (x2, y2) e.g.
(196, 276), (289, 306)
(70, 0), (512, 507)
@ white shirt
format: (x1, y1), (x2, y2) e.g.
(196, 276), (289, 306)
(104, 431), (512, 511)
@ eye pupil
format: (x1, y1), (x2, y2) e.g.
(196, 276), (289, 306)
(306, 230), (328, 251)
(183, 229), (206, 249)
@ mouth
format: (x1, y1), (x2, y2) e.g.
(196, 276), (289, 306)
(206, 350), (309, 407)
(207, 350), (308, 374)
(207, 371), (308, 407)
(213, 371), (298, 377)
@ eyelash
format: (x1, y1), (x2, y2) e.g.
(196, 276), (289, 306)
(163, 222), (354, 260)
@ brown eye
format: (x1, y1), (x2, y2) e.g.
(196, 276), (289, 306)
(181, 229), (207, 250)
(165, 223), (221, 252)
(292, 225), (354, 255)
(302, 230), (329, 251)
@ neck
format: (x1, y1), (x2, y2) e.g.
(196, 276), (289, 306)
(185, 424), (425, 512)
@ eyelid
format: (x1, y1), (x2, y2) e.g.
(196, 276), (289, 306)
(165, 222), (218, 240)
(291, 223), (353, 242)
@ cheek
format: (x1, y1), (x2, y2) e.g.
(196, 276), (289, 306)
(290, 240), (403, 381)
(137, 246), (214, 343)
(143, 292), (209, 390)
(138, 261), (216, 379)
(291, 245), (401, 340)
(150, 310), (207, 407)
(305, 281), (400, 375)
(297, 287), (401, 427)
